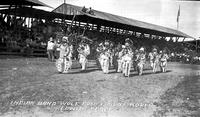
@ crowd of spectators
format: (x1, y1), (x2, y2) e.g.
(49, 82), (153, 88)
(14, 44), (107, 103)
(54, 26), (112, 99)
(0, 14), (66, 56)
(0, 15), (46, 49)
(82, 29), (200, 64)
(0, 13), (199, 64)
(169, 50), (200, 64)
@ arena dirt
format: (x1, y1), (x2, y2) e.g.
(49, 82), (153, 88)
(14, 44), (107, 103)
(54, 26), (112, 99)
(0, 56), (199, 117)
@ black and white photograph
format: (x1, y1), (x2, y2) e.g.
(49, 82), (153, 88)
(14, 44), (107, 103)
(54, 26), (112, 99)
(0, 0), (200, 117)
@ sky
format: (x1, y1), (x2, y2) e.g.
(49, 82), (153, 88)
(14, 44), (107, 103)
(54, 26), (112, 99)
(38, 0), (200, 39)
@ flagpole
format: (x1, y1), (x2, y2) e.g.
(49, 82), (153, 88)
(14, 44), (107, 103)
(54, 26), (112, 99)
(177, 5), (180, 30)
(177, 19), (179, 30)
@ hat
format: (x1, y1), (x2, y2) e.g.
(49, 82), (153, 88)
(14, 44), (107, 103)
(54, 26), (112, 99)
(62, 36), (68, 42)
(104, 40), (110, 45)
(125, 38), (133, 44)
(49, 37), (53, 41)
(153, 48), (157, 52)
(99, 43), (103, 46)
(152, 45), (158, 51)
(139, 47), (144, 51)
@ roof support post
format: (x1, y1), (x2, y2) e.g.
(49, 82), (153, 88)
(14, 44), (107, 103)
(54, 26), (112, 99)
(115, 28), (117, 33)
(156, 35), (159, 39)
(182, 37), (186, 42)
(163, 37), (167, 41)
(196, 39), (198, 52)
(122, 29), (125, 34)
(169, 37), (173, 42)
(3, 5), (12, 20)
(86, 22), (89, 30)
(75, 20), (77, 26)
(97, 25), (101, 31)
(149, 34), (152, 39)
(104, 26), (106, 32)
(134, 32), (136, 36)
(108, 27), (111, 33)
(140, 33), (144, 38)
(78, 21), (80, 27)
(175, 37), (179, 42)
(109, 27), (112, 33)
(92, 24), (94, 30)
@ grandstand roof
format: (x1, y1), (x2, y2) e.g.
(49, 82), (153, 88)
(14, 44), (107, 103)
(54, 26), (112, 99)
(0, 0), (51, 7)
(0, 7), (72, 19)
(52, 3), (193, 38)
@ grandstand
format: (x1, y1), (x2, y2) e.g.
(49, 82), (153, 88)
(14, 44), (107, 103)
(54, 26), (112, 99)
(0, 2), (196, 57)
(52, 3), (192, 39)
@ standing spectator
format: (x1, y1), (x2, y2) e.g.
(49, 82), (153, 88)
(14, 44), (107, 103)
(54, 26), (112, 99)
(47, 37), (55, 61)
(81, 6), (87, 13)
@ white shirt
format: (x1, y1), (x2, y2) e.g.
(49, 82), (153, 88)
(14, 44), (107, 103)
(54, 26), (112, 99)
(59, 44), (70, 58)
(47, 41), (55, 50)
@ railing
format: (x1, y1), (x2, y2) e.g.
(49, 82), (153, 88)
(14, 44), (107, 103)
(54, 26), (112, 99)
(0, 47), (47, 57)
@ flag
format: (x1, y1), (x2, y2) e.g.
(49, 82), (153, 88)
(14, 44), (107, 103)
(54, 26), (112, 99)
(177, 5), (180, 22)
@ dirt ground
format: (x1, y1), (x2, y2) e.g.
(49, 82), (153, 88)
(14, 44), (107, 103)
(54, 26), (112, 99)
(0, 56), (200, 117)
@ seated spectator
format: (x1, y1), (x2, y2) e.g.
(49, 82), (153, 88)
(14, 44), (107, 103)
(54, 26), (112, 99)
(86, 7), (94, 15)
(47, 37), (55, 62)
(81, 6), (87, 13)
